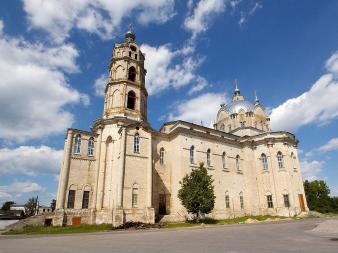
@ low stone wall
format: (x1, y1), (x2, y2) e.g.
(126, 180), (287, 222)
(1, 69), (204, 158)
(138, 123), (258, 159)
(5, 213), (54, 230)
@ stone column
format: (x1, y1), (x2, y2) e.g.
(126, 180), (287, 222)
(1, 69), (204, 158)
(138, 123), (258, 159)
(92, 127), (103, 209)
(56, 129), (73, 209)
(96, 138), (107, 210)
(147, 132), (153, 207)
(117, 126), (126, 207)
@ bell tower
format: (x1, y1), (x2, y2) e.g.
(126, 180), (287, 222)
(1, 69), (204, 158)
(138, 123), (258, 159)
(103, 25), (148, 122)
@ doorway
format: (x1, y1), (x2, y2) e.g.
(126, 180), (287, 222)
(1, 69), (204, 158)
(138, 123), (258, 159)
(298, 194), (306, 212)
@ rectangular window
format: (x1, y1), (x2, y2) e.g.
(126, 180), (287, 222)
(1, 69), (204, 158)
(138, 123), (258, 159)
(240, 196), (244, 209)
(82, 191), (90, 209)
(67, 190), (75, 209)
(225, 195), (230, 208)
(283, 194), (290, 208)
(267, 195), (274, 208)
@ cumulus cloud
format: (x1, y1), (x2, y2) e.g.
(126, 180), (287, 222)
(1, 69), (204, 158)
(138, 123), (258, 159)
(0, 146), (63, 177)
(0, 22), (88, 142)
(184, 0), (227, 38)
(22, 0), (175, 43)
(140, 44), (207, 95)
(0, 180), (44, 201)
(94, 73), (108, 96)
(168, 92), (226, 127)
(301, 160), (324, 181)
(270, 50), (338, 132)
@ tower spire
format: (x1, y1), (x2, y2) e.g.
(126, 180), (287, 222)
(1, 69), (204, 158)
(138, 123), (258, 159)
(125, 23), (136, 42)
(234, 79), (240, 96)
(254, 90), (260, 105)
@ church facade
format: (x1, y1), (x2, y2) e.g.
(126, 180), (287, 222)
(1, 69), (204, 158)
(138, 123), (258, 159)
(54, 29), (308, 227)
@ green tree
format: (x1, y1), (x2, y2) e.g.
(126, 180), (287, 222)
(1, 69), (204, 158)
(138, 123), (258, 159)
(178, 163), (215, 221)
(1, 201), (15, 212)
(25, 197), (38, 217)
(304, 180), (332, 213)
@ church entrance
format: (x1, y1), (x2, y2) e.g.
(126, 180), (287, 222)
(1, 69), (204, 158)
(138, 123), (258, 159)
(298, 194), (306, 212)
(159, 194), (166, 215)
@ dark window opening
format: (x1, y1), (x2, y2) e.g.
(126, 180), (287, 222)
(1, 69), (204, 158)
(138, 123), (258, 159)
(127, 91), (136, 110)
(130, 45), (136, 51)
(67, 190), (75, 209)
(135, 54), (137, 60)
(82, 191), (90, 209)
(128, 66), (136, 81)
(44, 218), (52, 227)
(129, 51), (132, 57)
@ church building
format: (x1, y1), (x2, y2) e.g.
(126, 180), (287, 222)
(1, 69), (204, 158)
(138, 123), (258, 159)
(54, 28), (308, 226)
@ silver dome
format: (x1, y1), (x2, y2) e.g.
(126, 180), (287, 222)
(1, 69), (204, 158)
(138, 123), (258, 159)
(224, 100), (255, 114)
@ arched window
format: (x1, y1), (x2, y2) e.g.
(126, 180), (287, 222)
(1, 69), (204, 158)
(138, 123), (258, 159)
(134, 133), (140, 153)
(160, 148), (165, 165)
(220, 123), (225, 131)
(277, 151), (284, 169)
(267, 194), (273, 208)
(87, 137), (94, 156)
(127, 90), (136, 110)
(128, 66), (136, 81)
(222, 152), (226, 169)
(291, 152), (297, 170)
(283, 192), (290, 207)
(225, 191), (230, 208)
(190, 146), (195, 164)
(239, 192), (244, 209)
(132, 184), (139, 208)
(236, 155), (240, 171)
(74, 134), (81, 154)
(261, 153), (268, 170)
(207, 149), (211, 166)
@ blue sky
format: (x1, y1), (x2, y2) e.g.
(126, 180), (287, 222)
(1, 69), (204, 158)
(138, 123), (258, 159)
(0, 0), (338, 206)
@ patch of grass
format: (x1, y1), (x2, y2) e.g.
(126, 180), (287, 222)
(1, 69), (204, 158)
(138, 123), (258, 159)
(3, 223), (112, 235)
(163, 215), (286, 228)
(163, 222), (200, 228)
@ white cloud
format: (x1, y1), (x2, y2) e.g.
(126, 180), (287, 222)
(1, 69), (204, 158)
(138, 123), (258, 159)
(0, 146), (63, 177)
(317, 138), (338, 153)
(326, 51), (338, 74)
(184, 0), (227, 38)
(0, 19), (3, 35)
(94, 73), (108, 96)
(306, 137), (338, 157)
(188, 76), (208, 95)
(270, 50), (338, 132)
(301, 160), (324, 181)
(139, 44), (207, 95)
(0, 180), (44, 201)
(22, 0), (175, 43)
(168, 92), (226, 127)
(238, 2), (262, 27)
(0, 22), (88, 142)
